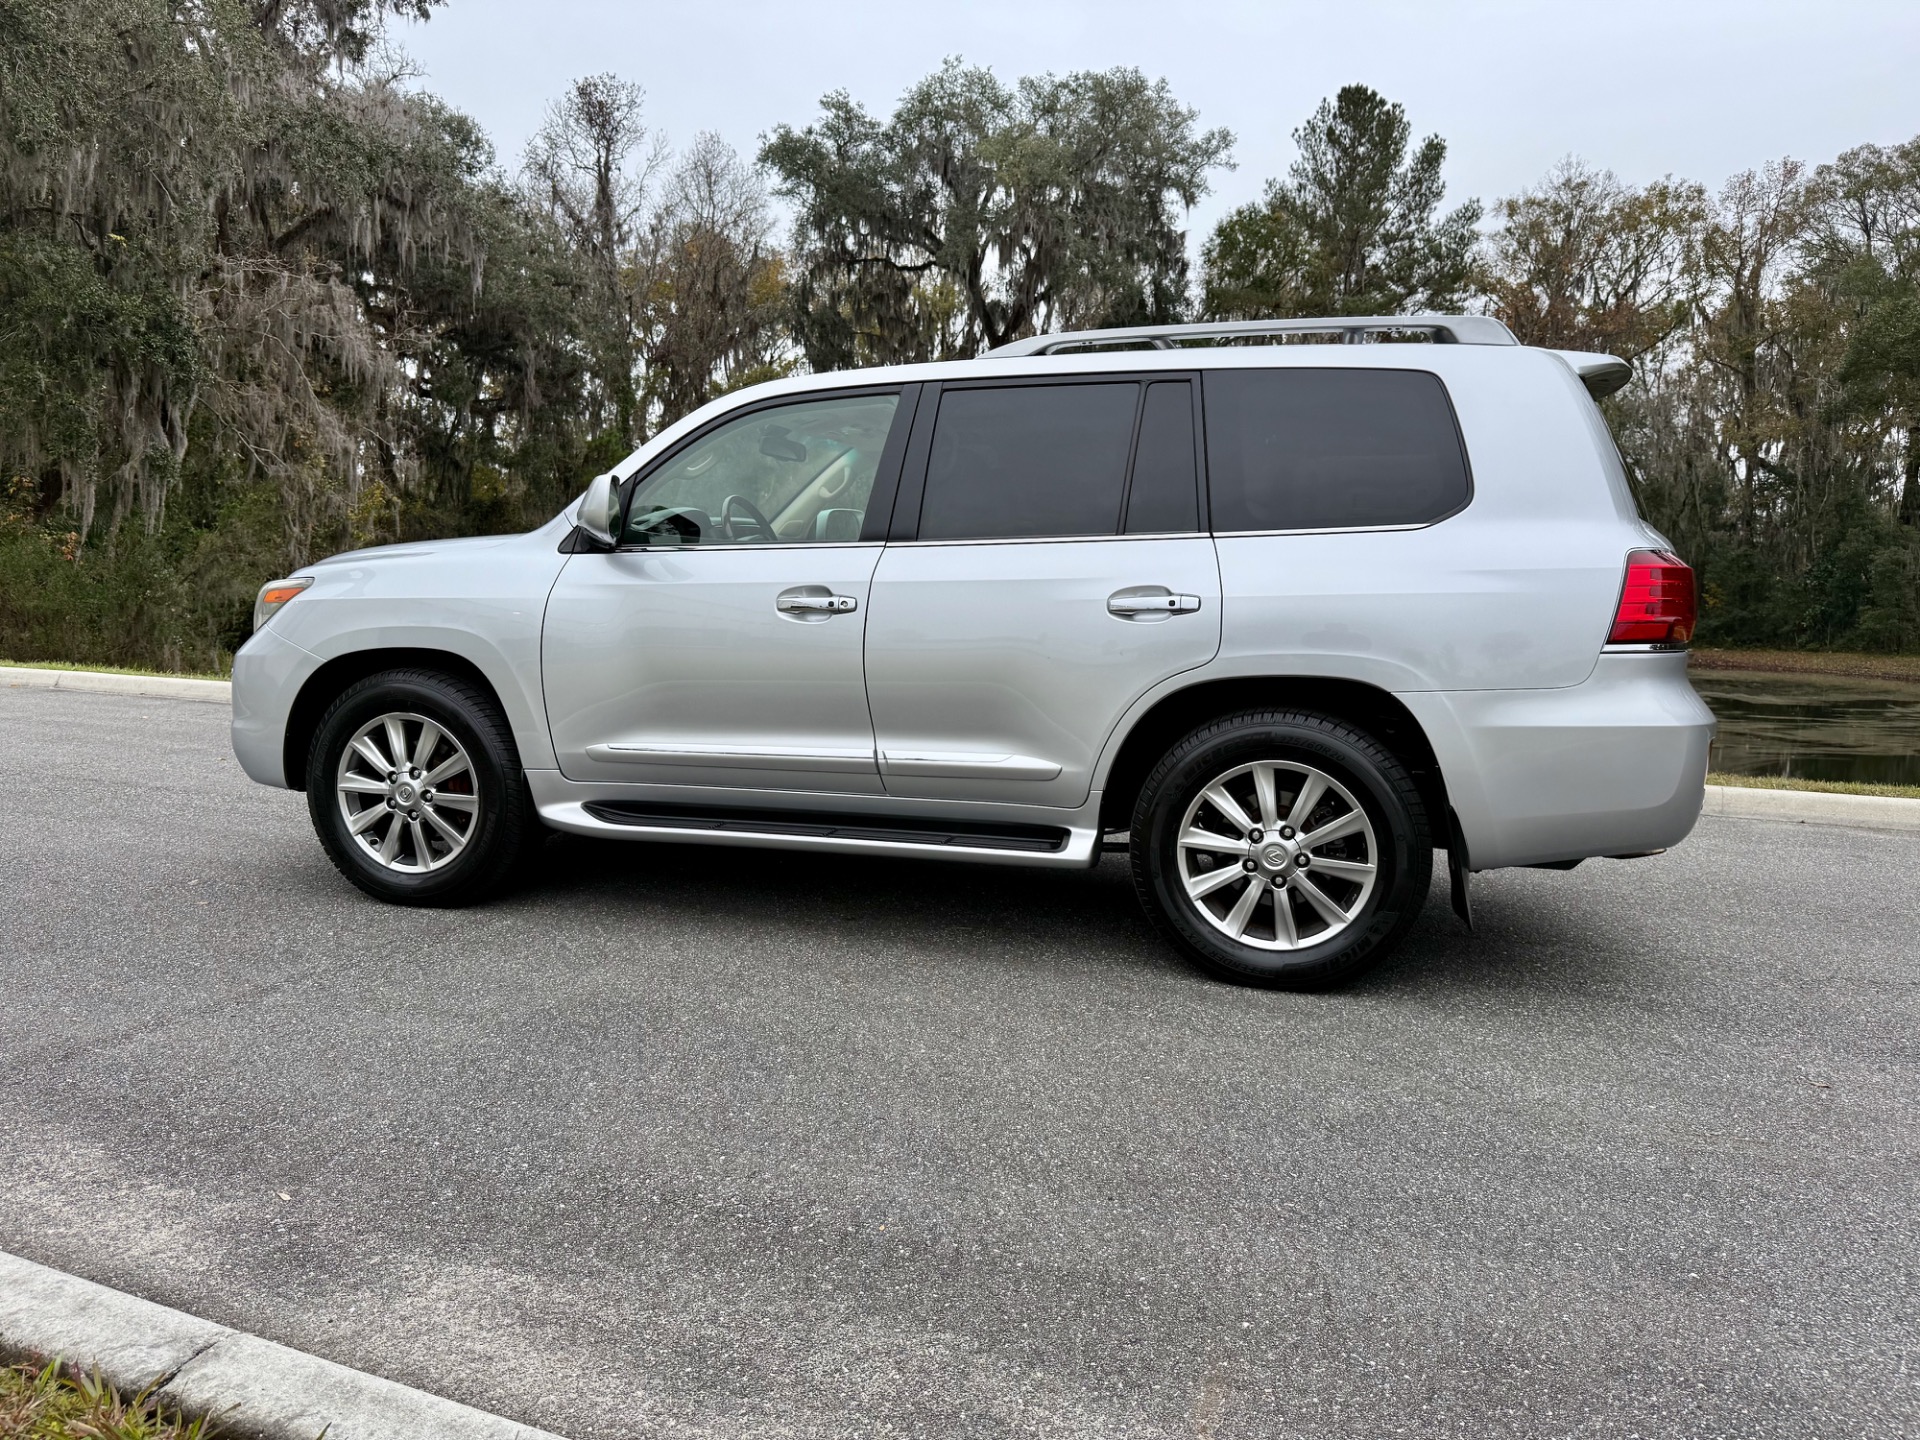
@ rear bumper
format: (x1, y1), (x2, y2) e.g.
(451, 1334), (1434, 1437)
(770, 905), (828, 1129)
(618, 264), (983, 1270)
(1401, 651), (1714, 870)
(230, 624), (321, 789)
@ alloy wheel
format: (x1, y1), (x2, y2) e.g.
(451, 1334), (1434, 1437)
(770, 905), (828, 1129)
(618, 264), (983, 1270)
(334, 711), (479, 873)
(1174, 759), (1378, 950)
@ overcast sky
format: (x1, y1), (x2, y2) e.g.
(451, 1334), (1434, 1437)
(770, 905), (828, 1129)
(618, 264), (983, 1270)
(400, 0), (1919, 239)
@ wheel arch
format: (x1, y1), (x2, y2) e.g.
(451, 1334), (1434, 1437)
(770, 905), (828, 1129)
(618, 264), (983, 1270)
(282, 648), (507, 792)
(1097, 677), (1451, 839)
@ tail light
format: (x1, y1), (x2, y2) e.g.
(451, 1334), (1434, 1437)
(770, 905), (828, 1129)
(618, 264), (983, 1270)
(1608, 550), (1695, 646)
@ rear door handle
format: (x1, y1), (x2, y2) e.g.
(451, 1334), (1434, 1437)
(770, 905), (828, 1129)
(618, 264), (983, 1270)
(1108, 589), (1201, 617)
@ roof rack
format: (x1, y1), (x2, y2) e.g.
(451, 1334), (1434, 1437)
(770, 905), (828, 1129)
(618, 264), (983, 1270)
(992, 314), (1519, 356)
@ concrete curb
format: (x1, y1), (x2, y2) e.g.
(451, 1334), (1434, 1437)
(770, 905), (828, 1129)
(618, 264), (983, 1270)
(1705, 783), (1920, 833)
(2, 665), (231, 704)
(0, 1251), (565, 1440)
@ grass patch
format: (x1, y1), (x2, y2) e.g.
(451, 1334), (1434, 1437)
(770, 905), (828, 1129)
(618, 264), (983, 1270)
(0, 1360), (215, 1438)
(0, 657), (229, 681)
(1709, 771), (1920, 800)
(1691, 647), (1920, 683)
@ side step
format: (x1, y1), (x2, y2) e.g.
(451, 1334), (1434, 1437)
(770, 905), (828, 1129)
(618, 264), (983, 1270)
(581, 800), (1070, 854)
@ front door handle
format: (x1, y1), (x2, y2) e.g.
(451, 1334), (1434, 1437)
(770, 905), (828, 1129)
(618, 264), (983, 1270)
(777, 591), (858, 614)
(1108, 589), (1202, 617)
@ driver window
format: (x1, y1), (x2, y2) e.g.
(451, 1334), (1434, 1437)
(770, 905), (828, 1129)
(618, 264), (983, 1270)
(622, 392), (900, 547)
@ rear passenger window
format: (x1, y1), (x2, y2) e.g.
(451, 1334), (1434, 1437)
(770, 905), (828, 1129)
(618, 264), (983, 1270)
(1203, 370), (1470, 533)
(1124, 382), (1199, 534)
(919, 383), (1138, 540)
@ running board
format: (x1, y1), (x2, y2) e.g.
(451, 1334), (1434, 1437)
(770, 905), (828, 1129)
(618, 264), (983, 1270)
(586, 800), (1068, 851)
(531, 791), (1099, 868)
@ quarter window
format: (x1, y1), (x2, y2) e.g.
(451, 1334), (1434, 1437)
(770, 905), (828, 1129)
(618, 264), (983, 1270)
(1203, 369), (1470, 533)
(919, 383), (1139, 541)
(622, 393), (900, 547)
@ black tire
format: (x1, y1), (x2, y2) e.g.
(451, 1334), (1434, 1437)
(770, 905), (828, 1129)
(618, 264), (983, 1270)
(1131, 709), (1432, 989)
(306, 668), (538, 906)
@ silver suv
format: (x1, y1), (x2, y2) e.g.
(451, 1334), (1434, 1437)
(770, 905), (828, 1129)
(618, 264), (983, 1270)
(232, 315), (1712, 988)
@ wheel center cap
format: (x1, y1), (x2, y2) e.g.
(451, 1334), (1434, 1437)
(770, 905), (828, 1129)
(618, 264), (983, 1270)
(1260, 843), (1288, 870)
(395, 782), (416, 805)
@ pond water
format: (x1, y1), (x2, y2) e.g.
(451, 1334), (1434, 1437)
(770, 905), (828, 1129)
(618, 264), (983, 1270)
(1693, 667), (1920, 786)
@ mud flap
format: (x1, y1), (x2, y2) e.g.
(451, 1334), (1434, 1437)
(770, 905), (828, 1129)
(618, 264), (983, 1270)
(1447, 807), (1474, 933)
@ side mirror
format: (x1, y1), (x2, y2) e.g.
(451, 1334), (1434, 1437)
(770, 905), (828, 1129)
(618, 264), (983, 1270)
(578, 472), (620, 549)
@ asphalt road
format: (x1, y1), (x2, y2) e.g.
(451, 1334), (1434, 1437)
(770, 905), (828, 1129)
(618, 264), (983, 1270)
(1, 686), (1915, 1439)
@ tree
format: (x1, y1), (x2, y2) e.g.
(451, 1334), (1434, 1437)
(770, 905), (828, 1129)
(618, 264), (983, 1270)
(761, 59), (1232, 369)
(522, 86), (792, 434)
(521, 73), (665, 443)
(1201, 84), (1478, 319)
(1481, 160), (1705, 362)
(1810, 139), (1920, 527)
(0, 0), (630, 668)
(0, 0), (497, 547)
(635, 132), (789, 426)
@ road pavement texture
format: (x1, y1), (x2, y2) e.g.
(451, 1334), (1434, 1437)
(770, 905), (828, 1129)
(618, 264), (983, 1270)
(1, 687), (1914, 1439)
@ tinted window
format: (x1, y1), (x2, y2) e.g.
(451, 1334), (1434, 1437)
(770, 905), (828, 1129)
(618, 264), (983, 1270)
(919, 383), (1138, 541)
(1124, 381), (1199, 533)
(1203, 369), (1470, 532)
(623, 393), (899, 546)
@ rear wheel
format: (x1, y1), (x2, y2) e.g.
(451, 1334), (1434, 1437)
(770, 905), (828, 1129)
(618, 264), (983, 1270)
(1132, 710), (1431, 988)
(307, 669), (537, 906)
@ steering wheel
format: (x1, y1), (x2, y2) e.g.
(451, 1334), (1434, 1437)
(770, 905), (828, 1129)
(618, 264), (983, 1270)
(719, 494), (774, 543)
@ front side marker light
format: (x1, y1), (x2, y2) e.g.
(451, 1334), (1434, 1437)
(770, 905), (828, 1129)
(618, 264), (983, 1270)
(254, 576), (314, 633)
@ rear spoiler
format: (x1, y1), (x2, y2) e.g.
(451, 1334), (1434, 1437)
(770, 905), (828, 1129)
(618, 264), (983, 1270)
(1553, 349), (1634, 400)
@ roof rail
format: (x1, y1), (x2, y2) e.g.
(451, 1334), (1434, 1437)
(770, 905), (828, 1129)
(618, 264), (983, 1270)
(992, 314), (1519, 357)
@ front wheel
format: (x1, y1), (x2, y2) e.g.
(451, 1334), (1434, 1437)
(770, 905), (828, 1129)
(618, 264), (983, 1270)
(306, 669), (537, 906)
(1132, 710), (1432, 989)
